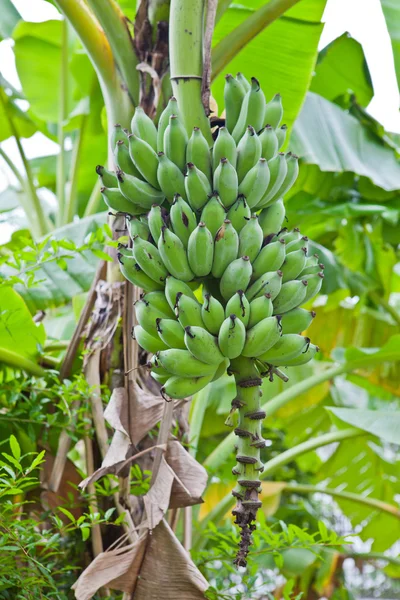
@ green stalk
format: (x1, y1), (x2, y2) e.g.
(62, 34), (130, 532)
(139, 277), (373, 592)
(64, 118), (86, 223)
(0, 147), (24, 186)
(0, 348), (46, 378)
(83, 180), (102, 217)
(86, 0), (140, 106)
(212, 0), (302, 80)
(194, 427), (364, 549)
(189, 387), (210, 459)
(169, 0), (213, 142)
(56, 19), (69, 227)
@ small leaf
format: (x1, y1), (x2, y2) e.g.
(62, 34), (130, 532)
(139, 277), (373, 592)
(104, 508), (116, 520)
(81, 526), (90, 541)
(92, 249), (113, 261)
(26, 450), (46, 473)
(9, 435), (20, 461)
(58, 507), (76, 523)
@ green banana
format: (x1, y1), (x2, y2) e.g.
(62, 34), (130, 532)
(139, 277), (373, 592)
(236, 126), (262, 183)
(148, 204), (168, 243)
(301, 272), (324, 303)
(259, 125), (279, 160)
(280, 247), (307, 282)
(117, 248), (163, 291)
(157, 349), (217, 377)
(220, 256), (252, 301)
(269, 153), (299, 203)
(201, 293), (225, 335)
(247, 270), (283, 301)
(200, 193), (226, 238)
(128, 134), (160, 189)
(96, 165), (118, 188)
(161, 373), (214, 400)
(300, 261), (325, 276)
(264, 93), (283, 129)
(158, 226), (194, 281)
(114, 140), (142, 178)
(218, 315), (246, 359)
(156, 318), (186, 349)
(238, 214), (263, 262)
(133, 325), (168, 354)
(184, 326), (224, 365)
(211, 219), (239, 278)
(143, 291), (175, 319)
(131, 106), (157, 151)
(157, 96), (179, 152)
(283, 343), (319, 366)
(157, 152), (187, 202)
(151, 371), (170, 386)
(226, 195), (251, 233)
(185, 162), (212, 211)
(131, 235), (168, 283)
(238, 158), (270, 209)
(165, 275), (197, 310)
(232, 77), (265, 143)
(117, 171), (165, 209)
(279, 228), (301, 244)
(101, 187), (144, 215)
(164, 114), (188, 171)
(213, 157), (238, 209)
(186, 127), (212, 182)
(236, 72), (251, 92)
(127, 216), (150, 241)
(175, 292), (204, 328)
(272, 279), (308, 314)
(242, 315), (281, 357)
(224, 74), (246, 134)
(212, 127), (237, 170)
(259, 334), (309, 365)
(134, 297), (169, 335)
(170, 194), (197, 248)
(248, 293), (273, 329)
(111, 123), (128, 149)
(251, 239), (286, 280)
(211, 358), (230, 382)
(258, 153), (288, 208)
(225, 290), (250, 327)
(258, 199), (286, 238)
(280, 308), (315, 334)
(187, 222), (214, 277)
(285, 235), (309, 254)
(276, 124), (287, 149)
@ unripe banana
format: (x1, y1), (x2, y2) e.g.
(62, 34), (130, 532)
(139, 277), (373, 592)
(251, 239), (286, 280)
(264, 93), (283, 129)
(300, 262), (325, 276)
(272, 279), (308, 314)
(226, 195), (251, 233)
(134, 297), (169, 335)
(161, 373), (214, 400)
(213, 127), (237, 170)
(170, 194), (197, 248)
(200, 193), (226, 238)
(283, 343), (319, 366)
(218, 315), (246, 359)
(201, 293), (225, 335)
(148, 204), (168, 243)
(232, 77), (265, 143)
(301, 272), (324, 303)
(148, 356), (170, 376)
(157, 152), (187, 202)
(258, 153), (288, 208)
(117, 249), (164, 291)
(238, 158), (270, 209)
(280, 308), (315, 334)
(242, 315), (281, 357)
(269, 153), (299, 203)
(111, 123), (128, 149)
(248, 293), (273, 328)
(279, 228), (301, 244)
(128, 134), (160, 189)
(259, 125), (279, 160)
(225, 290), (250, 327)
(185, 163), (212, 211)
(220, 256), (252, 301)
(258, 199), (286, 238)
(157, 96), (179, 152)
(211, 357), (230, 382)
(211, 219), (239, 278)
(158, 226), (194, 281)
(224, 74), (246, 134)
(259, 334), (309, 365)
(144, 291), (175, 319)
(280, 247), (307, 282)
(165, 276), (197, 310)
(151, 371), (170, 385)
(156, 317), (186, 349)
(286, 235), (309, 254)
(131, 106), (157, 151)
(238, 214), (263, 262)
(247, 270), (283, 301)
(96, 165), (118, 188)
(236, 126), (262, 183)
(184, 326), (224, 365)
(213, 158), (238, 209)
(276, 124), (287, 149)
(127, 216), (150, 241)
(131, 235), (168, 283)
(157, 349), (217, 377)
(133, 325), (168, 353)
(187, 222), (214, 277)
(236, 72), (251, 92)
(101, 187), (144, 215)
(117, 171), (165, 209)
(114, 140), (142, 178)
(186, 127), (212, 182)
(175, 292), (203, 328)
(164, 114), (188, 171)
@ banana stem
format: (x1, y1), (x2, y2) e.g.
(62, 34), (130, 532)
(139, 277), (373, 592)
(56, 18), (69, 227)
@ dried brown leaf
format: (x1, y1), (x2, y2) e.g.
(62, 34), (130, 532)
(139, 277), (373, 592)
(104, 387), (130, 438)
(143, 456), (174, 529)
(166, 441), (207, 509)
(130, 382), (165, 445)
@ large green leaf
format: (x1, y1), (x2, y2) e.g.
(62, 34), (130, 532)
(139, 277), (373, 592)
(311, 33), (373, 107)
(0, 89), (37, 142)
(0, 287), (45, 360)
(211, 0), (326, 131)
(0, 0), (20, 40)
(327, 407), (400, 445)
(291, 92), (400, 191)
(380, 0), (400, 91)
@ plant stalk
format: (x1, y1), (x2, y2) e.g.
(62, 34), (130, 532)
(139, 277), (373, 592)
(56, 18), (69, 227)
(64, 118), (86, 223)
(0, 147), (24, 186)
(0, 348), (46, 378)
